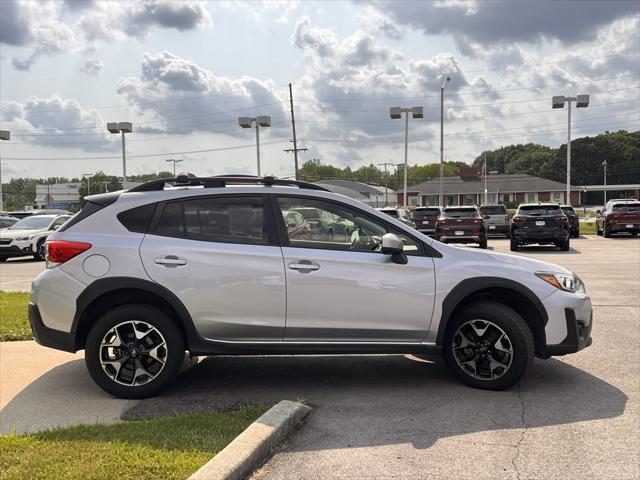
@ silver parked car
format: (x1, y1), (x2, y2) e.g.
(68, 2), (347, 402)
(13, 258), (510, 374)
(30, 176), (592, 398)
(479, 204), (511, 237)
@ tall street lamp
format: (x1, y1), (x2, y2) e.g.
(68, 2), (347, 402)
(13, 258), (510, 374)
(390, 106), (423, 208)
(107, 122), (133, 189)
(83, 173), (93, 197)
(552, 94), (589, 204)
(239, 116), (271, 176)
(440, 76), (451, 207)
(602, 159), (608, 204)
(166, 159), (183, 176)
(0, 130), (9, 212)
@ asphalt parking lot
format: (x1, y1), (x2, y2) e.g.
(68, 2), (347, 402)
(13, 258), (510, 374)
(1, 236), (638, 479)
(0, 257), (45, 292)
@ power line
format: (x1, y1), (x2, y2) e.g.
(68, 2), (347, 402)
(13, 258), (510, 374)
(1, 140), (288, 161)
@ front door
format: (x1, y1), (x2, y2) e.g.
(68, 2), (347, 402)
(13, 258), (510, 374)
(139, 194), (286, 341)
(275, 195), (436, 342)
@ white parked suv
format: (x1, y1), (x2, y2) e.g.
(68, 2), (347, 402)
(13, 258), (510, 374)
(29, 176), (593, 398)
(0, 214), (71, 261)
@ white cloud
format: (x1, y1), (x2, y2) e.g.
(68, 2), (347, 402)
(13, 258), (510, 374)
(81, 57), (103, 76)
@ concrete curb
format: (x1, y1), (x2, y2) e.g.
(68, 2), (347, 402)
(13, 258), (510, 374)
(188, 400), (312, 480)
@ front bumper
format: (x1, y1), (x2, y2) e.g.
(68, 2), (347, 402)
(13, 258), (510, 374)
(0, 244), (33, 257)
(28, 302), (77, 352)
(546, 309), (593, 356)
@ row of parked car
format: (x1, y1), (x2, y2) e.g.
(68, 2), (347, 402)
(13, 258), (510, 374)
(376, 198), (639, 252)
(0, 209), (72, 261)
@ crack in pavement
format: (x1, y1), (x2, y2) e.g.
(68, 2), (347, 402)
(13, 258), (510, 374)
(511, 381), (528, 480)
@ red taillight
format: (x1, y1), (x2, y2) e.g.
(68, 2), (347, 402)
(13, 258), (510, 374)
(555, 216), (568, 224)
(512, 217), (525, 223)
(46, 240), (92, 265)
(473, 218), (483, 224)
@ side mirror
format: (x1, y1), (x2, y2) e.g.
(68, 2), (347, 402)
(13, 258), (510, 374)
(50, 225), (59, 231)
(381, 233), (408, 265)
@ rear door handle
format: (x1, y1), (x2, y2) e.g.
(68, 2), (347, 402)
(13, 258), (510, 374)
(288, 260), (320, 272)
(154, 255), (187, 266)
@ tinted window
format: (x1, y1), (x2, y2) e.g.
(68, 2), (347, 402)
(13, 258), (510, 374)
(480, 206), (507, 215)
(612, 204), (640, 212)
(380, 210), (399, 218)
(278, 197), (420, 255)
(518, 205), (562, 216)
(0, 219), (16, 228)
(561, 207), (576, 215)
(118, 203), (157, 233)
(183, 196), (267, 244)
(156, 202), (184, 237)
(443, 208), (479, 218)
(414, 208), (440, 215)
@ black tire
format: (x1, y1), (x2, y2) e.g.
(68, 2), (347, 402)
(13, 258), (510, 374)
(85, 304), (185, 399)
(33, 239), (46, 261)
(510, 237), (518, 251)
(596, 223), (602, 236)
(0, 256), (7, 262)
(560, 236), (570, 251)
(604, 229), (611, 238)
(479, 237), (487, 249)
(443, 302), (535, 390)
(572, 231), (579, 239)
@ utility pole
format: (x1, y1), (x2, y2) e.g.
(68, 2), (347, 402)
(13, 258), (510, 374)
(378, 162), (394, 207)
(602, 159), (608, 204)
(483, 154), (488, 205)
(288, 83), (302, 180)
(284, 142), (308, 180)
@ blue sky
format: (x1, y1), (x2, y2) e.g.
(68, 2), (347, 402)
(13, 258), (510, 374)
(1, 0), (638, 181)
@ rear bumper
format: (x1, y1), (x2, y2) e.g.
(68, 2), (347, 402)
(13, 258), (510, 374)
(546, 309), (593, 356)
(512, 230), (566, 243)
(28, 302), (77, 352)
(606, 222), (640, 233)
(437, 235), (482, 243)
(486, 224), (509, 234)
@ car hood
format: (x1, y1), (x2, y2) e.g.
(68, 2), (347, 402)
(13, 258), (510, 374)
(479, 248), (573, 275)
(0, 229), (41, 238)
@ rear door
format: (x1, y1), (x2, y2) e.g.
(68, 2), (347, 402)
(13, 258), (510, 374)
(139, 194), (286, 341)
(275, 195), (436, 342)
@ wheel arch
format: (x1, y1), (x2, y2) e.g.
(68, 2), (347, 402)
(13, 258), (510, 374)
(436, 277), (549, 357)
(72, 277), (202, 351)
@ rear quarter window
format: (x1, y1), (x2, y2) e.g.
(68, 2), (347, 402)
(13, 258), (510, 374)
(118, 203), (157, 233)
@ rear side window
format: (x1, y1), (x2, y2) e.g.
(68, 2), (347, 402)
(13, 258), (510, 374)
(480, 206), (507, 215)
(153, 196), (269, 245)
(118, 203), (157, 233)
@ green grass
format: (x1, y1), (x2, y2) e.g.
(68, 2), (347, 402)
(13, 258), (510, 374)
(580, 221), (596, 235)
(0, 405), (269, 480)
(0, 291), (31, 341)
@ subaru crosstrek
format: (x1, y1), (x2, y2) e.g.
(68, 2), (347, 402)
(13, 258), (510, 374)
(29, 176), (593, 398)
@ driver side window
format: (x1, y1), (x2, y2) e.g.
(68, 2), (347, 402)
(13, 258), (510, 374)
(277, 197), (420, 255)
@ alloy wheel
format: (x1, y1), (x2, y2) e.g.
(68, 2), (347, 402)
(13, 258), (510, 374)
(451, 319), (513, 381)
(99, 320), (168, 386)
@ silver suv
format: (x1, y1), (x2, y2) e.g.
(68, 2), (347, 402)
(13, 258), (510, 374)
(479, 204), (510, 237)
(30, 176), (593, 398)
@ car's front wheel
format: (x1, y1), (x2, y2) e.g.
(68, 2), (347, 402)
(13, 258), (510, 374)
(33, 239), (46, 261)
(85, 304), (185, 399)
(443, 302), (535, 390)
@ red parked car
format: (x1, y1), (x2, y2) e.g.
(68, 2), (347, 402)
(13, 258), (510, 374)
(596, 199), (640, 237)
(434, 206), (488, 248)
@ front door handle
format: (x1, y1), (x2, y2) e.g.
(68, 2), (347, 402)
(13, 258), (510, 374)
(154, 255), (187, 266)
(288, 260), (320, 272)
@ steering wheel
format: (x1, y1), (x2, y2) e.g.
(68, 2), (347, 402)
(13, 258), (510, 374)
(350, 230), (381, 251)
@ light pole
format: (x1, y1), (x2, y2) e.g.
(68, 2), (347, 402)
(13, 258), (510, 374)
(0, 130), (9, 212)
(440, 76), (451, 206)
(239, 116), (271, 176)
(390, 106), (423, 208)
(107, 122), (133, 189)
(102, 182), (110, 193)
(552, 94), (589, 205)
(82, 173), (93, 197)
(602, 159), (608, 204)
(166, 159), (183, 176)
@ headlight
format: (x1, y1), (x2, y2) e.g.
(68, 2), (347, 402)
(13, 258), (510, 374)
(16, 235), (34, 241)
(536, 272), (585, 293)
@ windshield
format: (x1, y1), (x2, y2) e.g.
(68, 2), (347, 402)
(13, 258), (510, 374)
(443, 208), (479, 218)
(518, 205), (562, 216)
(612, 204), (640, 213)
(480, 206), (507, 215)
(8, 216), (52, 230)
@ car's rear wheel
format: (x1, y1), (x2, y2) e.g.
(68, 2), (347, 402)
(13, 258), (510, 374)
(85, 304), (185, 399)
(510, 237), (518, 251)
(604, 229), (611, 238)
(443, 302), (534, 390)
(479, 237), (487, 249)
(560, 236), (570, 251)
(0, 256), (7, 262)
